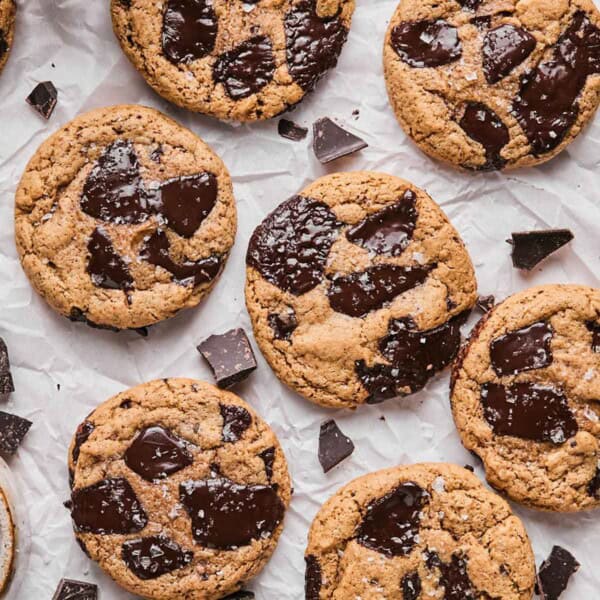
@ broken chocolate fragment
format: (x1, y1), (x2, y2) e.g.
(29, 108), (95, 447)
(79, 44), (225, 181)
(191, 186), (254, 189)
(313, 117), (367, 163)
(198, 329), (257, 389)
(426, 551), (487, 599)
(26, 81), (58, 119)
(0, 411), (31, 454)
(587, 321), (600, 352)
(122, 534), (193, 580)
(87, 228), (133, 292)
(588, 467), (600, 498)
(268, 311), (298, 340)
(278, 118), (308, 141)
(305, 555), (322, 600)
(219, 404), (252, 443)
(318, 419), (355, 473)
(458, 0), (482, 10)
(508, 229), (574, 270)
(483, 24), (536, 84)
(536, 546), (580, 600)
(401, 571), (422, 600)
(52, 578), (97, 600)
(259, 447), (276, 480)
(72, 420), (94, 464)
(476, 295), (495, 313)
(0, 338), (14, 400)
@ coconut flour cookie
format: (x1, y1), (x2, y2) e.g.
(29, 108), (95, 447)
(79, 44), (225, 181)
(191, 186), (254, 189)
(0, 0), (15, 76)
(304, 463), (536, 599)
(383, 0), (600, 170)
(451, 284), (600, 512)
(111, 0), (355, 122)
(15, 105), (236, 331)
(245, 171), (478, 409)
(67, 378), (291, 600)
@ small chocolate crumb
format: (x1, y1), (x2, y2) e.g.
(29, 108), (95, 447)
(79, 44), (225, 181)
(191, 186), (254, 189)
(52, 578), (97, 600)
(312, 117), (367, 163)
(508, 229), (574, 271)
(318, 420), (355, 473)
(352, 109), (360, 119)
(476, 295), (495, 313)
(0, 338), (14, 400)
(536, 546), (580, 600)
(278, 118), (308, 141)
(464, 464), (474, 472)
(26, 81), (58, 119)
(0, 411), (31, 454)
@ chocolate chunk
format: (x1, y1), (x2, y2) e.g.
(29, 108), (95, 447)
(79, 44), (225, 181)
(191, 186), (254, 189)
(268, 310), (298, 340)
(402, 571), (422, 600)
(490, 320), (553, 376)
(122, 534), (193, 580)
(356, 482), (429, 557)
(508, 229), (574, 270)
(587, 321), (600, 352)
(213, 36), (275, 100)
(0, 411), (31, 454)
(259, 447), (276, 480)
(513, 11), (600, 155)
(70, 477), (148, 534)
(313, 117), (368, 163)
(124, 425), (193, 481)
(140, 229), (221, 285)
(391, 20), (462, 68)
(26, 81), (58, 119)
(318, 420), (355, 473)
(179, 477), (285, 548)
(198, 329), (257, 389)
(588, 466), (600, 498)
(458, 0), (482, 10)
(356, 311), (469, 403)
(278, 118), (309, 141)
(471, 15), (492, 30)
(305, 554), (322, 600)
(52, 578), (97, 600)
(285, 0), (348, 91)
(162, 0), (218, 63)
(426, 551), (486, 599)
(247, 195), (342, 295)
(346, 190), (417, 256)
(476, 295), (495, 313)
(327, 264), (432, 318)
(459, 102), (509, 170)
(0, 30), (7, 60)
(481, 382), (578, 444)
(72, 420), (94, 464)
(537, 546), (580, 600)
(0, 338), (14, 400)
(87, 228), (133, 291)
(81, 140), (150, 225)
(219, 404), (252, 443)
(68, 307), (120, 333)
(483, 24), (536, 84)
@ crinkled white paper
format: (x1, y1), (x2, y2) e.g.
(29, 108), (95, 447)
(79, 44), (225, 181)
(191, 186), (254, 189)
(0, 1), (599, 598)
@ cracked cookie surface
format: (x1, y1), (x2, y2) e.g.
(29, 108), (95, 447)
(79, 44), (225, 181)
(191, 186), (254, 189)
(451, 284), (600, 511)
(304, 463), (535, 599)
(15, 104), (236, 331)
(0, 0), (15, 75)
(111, 0), (355, 122)
(67, 378), (291, 600)
(383, 0), (600, 170)
(245, 171), (477, 409)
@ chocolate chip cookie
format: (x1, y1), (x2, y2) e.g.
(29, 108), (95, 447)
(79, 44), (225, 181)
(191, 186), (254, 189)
(15, 105), (236, 331)
(67, 378), (291, 599)
(0, 0), (15, 75)
(111, 0), (355, 122)
(245, 171), (478, 409)
(383, 0), (600, 170)
(0, 484), (14, 594)
(304, 463), (536, 599)
(451, 284), (600, 512)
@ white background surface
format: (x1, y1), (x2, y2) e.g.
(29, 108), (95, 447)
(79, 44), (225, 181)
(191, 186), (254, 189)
(0, 0), (599, 597)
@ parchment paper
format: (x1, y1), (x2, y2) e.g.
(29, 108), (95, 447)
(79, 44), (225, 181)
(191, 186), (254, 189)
(0, 1), (599, 597)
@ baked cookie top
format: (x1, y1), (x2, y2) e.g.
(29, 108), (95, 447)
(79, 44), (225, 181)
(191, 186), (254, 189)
(111, 0), (355, 122)
(15, 105), (236, 331)
(245, 171), (477, 409)
(383, 0), (600, 170)
(451, 284), (600, 512)
(67, 378), (291, 600)
(304, 463), (535, 600)
(0, 0), (15, 75)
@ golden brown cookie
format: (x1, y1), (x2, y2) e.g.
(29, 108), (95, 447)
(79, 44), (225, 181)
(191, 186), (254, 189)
(0, 485), (15, 594)
(304, 463), (536, 599)
(67, 378), (291, 600)
(0, 0), (15, 75)
(451, 284), (600, 512)
(383, 0), (600, 170)
(245, 171), (478, 409)
(111, 0), (355, 122)
(15, 105), (237, 331)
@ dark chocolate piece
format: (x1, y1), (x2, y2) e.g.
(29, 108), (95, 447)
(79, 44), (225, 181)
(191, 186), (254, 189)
(52, 578), (97, 600)
(124, 425), (193, 481)
(313, 117), (367, 163)
(72, 420), (94, 464)
(179, 477), (284, 548)
(70, 477), (148, 534)
(483, 24), (536, 84)
(87, 228), (133, 292)
(0, 30), (7, 60)
(198, 329), (257, 389)
(588, 466), (600, 498)
(219, 404), (252, 443)
(586, 321), (600, 352)
(26, 81), (58, 119)
(508, 229), (574, 270)
(268, 310), (298, 340)
(247, 195), (342, 295)
(356, 482), (429, 557)
(122, 534), (193, 580)
(259, 447), (276, 480)
(68, 307), (120, 332)
(213, 36), (275, 100)
(390, 20), (462, 68)
(0, 411), (32, 454)
(278, 118), (308, 141)
(471, 15), (492, 30)
(346, 190), (417, 256)
(318, 420), (355, 473)
(305, 554), (322, 600)
(481, 382), (578, 444)
(426, 551), (488, 599)
(536, 546), (580, 600)
(476, 295), (495, 313)
(402, 571), (422, 600)
(458, 0), (482, 10)
(162, 0), (218, 63)
(490, 320), (554, 376)
(0, 338), (14, 400)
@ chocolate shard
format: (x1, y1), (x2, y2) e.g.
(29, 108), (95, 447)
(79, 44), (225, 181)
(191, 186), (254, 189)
(587, 466), (600, 498)
(219, 404), (252, 443)
(425, 551), (488, 599)
(122, 534), (193, 580)
(401, 571), (422, 600)
(278, 118), (309, 142)
(318, 420), (355, 473)
(52, 578), (97, 600)
(586, 321), (600, 352)
(313, 117), (367, 164)
(268, 310), (298, 341)
(0, 338), (14, 400)
(259, 447), (276, 480)
(87, 227), (134, 292)
(483, 24), (536, 84)
(476, 295), (495, 313)
(26, 81), (58, 119)
(72, 420), (95, 465)
(508, 229), (574, 270)
(536, 546), (580, 600)
(198, 328), (257, 389)
(458, 0), (482, 10)
(0, 411), (32, 454)
(305, 554), (322, 600)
